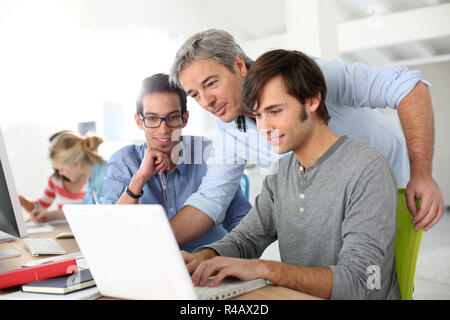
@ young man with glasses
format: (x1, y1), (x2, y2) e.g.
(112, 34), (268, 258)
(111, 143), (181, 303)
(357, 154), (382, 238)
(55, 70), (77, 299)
(101, 73), (251, 252)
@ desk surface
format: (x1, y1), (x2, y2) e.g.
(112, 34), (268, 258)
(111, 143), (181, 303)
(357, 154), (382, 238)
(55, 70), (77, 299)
(0, 222), (319, 300)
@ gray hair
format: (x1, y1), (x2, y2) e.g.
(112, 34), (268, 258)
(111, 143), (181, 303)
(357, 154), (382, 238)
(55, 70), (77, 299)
(169, 29), (253, 88)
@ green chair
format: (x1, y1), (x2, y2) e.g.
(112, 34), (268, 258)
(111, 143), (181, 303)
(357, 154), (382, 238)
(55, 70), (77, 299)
(395, 188), (424, 300)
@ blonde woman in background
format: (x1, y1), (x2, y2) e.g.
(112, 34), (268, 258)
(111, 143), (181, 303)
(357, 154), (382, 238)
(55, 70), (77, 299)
(19, 131), (87, 221)
(19, 169), (87, 222)
(20, 131), (107, 222)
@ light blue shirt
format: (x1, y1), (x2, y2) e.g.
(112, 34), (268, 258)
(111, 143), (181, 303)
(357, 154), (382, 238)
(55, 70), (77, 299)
(101, 136), (251, 252)
(83, 161), (107, 204)
(183, 58), (430, 224)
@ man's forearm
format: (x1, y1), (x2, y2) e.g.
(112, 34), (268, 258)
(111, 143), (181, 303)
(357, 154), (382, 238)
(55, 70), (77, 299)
(397, 81), (434, 178)
(116, 173), (147, 204)
(259, 260), (333, 300)
(170, 205), (214, 245)
(397, 81), (444, 231)
(194, 248), (219, 261)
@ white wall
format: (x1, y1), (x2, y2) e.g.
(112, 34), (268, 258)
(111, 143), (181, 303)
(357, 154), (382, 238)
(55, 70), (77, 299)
(0, 0), (213, 199)
(1, 0), (448, 207)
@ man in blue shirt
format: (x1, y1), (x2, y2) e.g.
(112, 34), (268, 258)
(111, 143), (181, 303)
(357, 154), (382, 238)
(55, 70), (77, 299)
(168, 29), (444, 241)
(101, 73), (251, 252)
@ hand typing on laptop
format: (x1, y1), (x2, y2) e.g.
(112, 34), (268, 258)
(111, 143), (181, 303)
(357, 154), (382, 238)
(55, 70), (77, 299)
(182, 249), (214, 275)
(182, 250), (265, 288)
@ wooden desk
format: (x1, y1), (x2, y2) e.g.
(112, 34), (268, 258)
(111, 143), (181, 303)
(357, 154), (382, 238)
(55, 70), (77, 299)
(0, 224), (319, 300)
(0, 224), (78, 273)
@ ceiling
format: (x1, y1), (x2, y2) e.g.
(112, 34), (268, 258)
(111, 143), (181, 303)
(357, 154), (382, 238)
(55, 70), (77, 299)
(335, 0), (450, 66)
(79, 0), (450, 67)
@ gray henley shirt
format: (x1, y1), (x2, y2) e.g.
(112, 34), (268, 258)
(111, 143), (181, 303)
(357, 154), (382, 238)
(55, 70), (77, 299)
(201, 136), (400, 300)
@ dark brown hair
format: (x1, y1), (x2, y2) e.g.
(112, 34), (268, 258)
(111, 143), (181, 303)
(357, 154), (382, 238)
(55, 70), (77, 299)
(242, 49), (330, 124)
(136, 73), (187, 116)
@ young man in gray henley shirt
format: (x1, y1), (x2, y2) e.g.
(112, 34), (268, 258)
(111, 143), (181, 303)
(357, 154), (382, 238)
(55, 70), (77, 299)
(181, 49), (400, 300)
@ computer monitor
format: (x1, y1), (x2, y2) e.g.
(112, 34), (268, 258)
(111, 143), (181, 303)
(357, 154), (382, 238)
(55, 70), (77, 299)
(0, 125), (28, 258)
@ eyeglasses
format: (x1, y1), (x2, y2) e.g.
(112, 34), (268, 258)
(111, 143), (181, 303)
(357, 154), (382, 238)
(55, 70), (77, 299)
(139, 113), (184, 128)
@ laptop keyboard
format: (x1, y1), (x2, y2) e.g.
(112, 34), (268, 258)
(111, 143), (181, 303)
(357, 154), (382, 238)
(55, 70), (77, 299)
(24, 238), (67, 256)
(195, 285), (247, 300)
(195, 278), (267, 300)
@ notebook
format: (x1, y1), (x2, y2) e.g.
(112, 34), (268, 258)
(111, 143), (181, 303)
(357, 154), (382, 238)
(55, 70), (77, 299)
(62, 204), (267, 300)
(21, 269), (96, 294)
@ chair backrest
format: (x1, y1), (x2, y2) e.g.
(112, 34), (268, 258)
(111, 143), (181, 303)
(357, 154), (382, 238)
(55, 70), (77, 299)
(240, 172), (250, 201)
(395, 188), (423, 300)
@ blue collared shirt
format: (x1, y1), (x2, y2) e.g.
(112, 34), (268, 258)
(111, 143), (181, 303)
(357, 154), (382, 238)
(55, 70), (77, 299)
(183, 58), (430, 224)
(101, 136), (251, 252)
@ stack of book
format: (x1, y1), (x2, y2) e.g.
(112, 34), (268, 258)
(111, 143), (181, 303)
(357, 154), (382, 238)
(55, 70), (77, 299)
(0, 258), (96, 295)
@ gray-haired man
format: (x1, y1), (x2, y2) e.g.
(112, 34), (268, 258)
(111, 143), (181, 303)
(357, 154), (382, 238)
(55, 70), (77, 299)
(182, 49), (400, 300)
(167, 28), (443, 247)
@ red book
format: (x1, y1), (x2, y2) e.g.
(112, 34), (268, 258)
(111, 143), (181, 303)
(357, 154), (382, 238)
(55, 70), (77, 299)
(0, 258), (77, 290)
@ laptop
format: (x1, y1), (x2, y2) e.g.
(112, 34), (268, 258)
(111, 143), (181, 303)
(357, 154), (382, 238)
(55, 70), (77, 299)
(62, 204), (267, 300)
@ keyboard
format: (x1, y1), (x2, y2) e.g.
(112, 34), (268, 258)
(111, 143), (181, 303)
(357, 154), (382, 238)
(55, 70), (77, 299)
(22, 251), (84, 267)
(0, 231), (15, 243)
(24, 238), (67, 256)
(195, 278), (267, 300)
